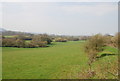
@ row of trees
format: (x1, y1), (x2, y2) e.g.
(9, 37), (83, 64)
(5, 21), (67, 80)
(1, 29), (90, 43)
(1, 34), (52, 48)
(1, 33), (83, 48)
(49, 35), (89, 42)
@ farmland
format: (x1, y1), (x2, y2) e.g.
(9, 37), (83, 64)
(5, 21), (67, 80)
(1, 2), (118, 80)
(2, 41), (118, 79)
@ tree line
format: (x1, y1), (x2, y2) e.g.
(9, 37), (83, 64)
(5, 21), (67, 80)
(84, 32), (119, 78)
(1, 33), (86, 48)
(1, 34), (52, 48)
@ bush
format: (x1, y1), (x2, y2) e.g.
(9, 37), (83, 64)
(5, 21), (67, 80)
(31, 40), (47, 47)
(40, 34), (52, 44)
(67, 37), (79, 41)
(31, 35), (48, 47)
(85, 34), (105, 53)
(104, 35), (113, 46)
(25, 42), (39, 48)
(72, 38), (79, 41)
(32, 34), (52, 44)
(2, 34), (52, 48)
(111, 32), (120, 48)
(66, 37), (79, 41)
(2, 38), (26, 48)
(2, 38), (16, 47)
(2, 35), (49, 48)
(84, 34), (105, 70)
(80, 36), (90, 40)
(15, 39), (25, 48)
(55, 38), (67, 42)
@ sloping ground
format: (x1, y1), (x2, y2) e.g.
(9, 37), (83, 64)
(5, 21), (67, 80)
(92, 46), (118, 79)
(2, 41), (88, 79)
(2, 41), (118, 79)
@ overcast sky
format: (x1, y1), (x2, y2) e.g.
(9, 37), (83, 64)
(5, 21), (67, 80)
(1, 2), (118, 35)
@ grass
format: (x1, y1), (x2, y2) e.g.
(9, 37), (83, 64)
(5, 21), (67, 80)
(25, 40), (31, 43)
(98, 46), (118, 56)
(2, 41), (118, 79)
(4, 35), (16, 38)
(92, 46), (118, 79)
(2, 41), (88, 79)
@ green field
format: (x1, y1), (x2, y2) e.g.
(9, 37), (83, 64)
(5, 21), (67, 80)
(2, 41), (118, 79)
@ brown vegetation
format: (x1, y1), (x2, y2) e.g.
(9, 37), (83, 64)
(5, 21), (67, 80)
(2, 34), (52, 48)
(84, 33), (119, 79)
(85, 34), (105, 64)
(111, 32), (120, 48)
(55, 38), (67, 42)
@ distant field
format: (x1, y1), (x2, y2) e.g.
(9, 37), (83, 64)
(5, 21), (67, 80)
(4, 35), (15, 38)
(2, 41), (118, 79)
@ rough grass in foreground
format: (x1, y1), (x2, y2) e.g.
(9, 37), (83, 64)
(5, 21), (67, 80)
(2, 41), (118, 79)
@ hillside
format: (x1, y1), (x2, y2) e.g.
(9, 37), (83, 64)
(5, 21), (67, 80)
(0, 28), (34, 36)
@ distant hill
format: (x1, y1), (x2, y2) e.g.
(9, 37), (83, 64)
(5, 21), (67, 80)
(0, 28), (7, 32)
(0, 28), (34, 36)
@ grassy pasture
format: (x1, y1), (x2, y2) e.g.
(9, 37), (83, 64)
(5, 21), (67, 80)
(4, 35), (16, 38)
(2, 41), (118, 79)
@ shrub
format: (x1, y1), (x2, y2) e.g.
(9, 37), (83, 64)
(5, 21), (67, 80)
(2, 38), (26, 48)
(2, 38), (16, 47)
(2, 34), (50, 48)
(84, 34), (105, 70)
(31, 35), (48, 47)
(66, 37), (79, 41)
(72, 38), (79, 41)
(111, 32), (120, 48)
(25, 42), (39, 48)
(55, 38), (67, 42)
(31, 41), (47, 47)
(15, 39), (25, 48)
(80, 36), (90, 40)
(85, 34), (105, 53)
(2, 35), (49, 48)
(32, 34), (52, 44)
(67, 37), (79, 41)
(104, 35), (113, 46)
(40, 34), (52, 44)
